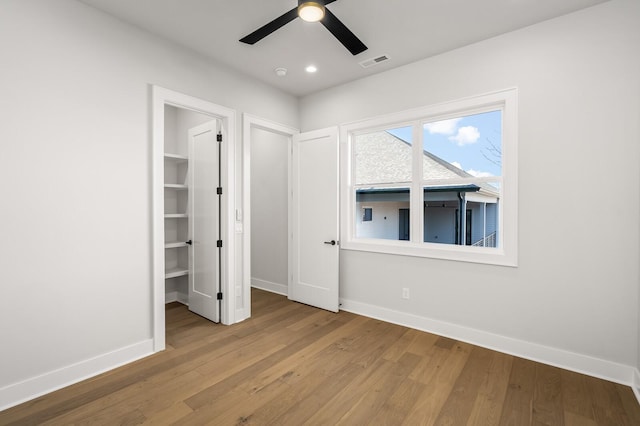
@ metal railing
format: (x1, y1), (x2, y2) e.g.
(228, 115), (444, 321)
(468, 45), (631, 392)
(472, 232), (497, 247)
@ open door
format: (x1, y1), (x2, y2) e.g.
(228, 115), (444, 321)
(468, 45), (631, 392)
(188, 120), (220, 322)
(291, 127), (339, 312)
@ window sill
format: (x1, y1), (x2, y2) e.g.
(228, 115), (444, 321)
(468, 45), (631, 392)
(340, 239), (517, 267)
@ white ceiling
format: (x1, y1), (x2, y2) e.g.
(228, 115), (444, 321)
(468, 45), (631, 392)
(78, 0), (608, 97)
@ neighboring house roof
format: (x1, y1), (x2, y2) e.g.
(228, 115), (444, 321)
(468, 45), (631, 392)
(355, 131), (414, 184)
(355, 131), (499, 197)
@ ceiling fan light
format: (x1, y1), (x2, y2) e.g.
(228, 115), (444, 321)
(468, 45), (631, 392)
(298, 2), (325, 22)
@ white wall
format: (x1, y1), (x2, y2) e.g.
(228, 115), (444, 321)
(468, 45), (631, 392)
(0, 0), (297, 408)
(250, 128), (290, 294)
(301, 0), (640, 381)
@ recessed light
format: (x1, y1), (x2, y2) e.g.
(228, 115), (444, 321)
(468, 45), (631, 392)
(305, 65), (318, 73)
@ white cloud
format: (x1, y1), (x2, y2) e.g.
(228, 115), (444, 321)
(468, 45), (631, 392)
(466, 169), (493, 178)
(449, 126), (480, 146)
(423, 118), (461, 135)
(451, 161), (463, 170)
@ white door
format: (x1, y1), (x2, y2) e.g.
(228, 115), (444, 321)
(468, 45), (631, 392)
(188, 121), (220, 322)
(291, 127), (339, 312)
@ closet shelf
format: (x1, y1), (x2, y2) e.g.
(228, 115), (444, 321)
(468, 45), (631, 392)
(164, 184), (188, 190)
(164, 153), (188, 161)
(165, 241), (189, 249)
(165, 267), (189, 279)
(164, 213), (188, 219)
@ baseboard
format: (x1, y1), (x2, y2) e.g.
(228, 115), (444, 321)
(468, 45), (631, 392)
(165, 291), (188, 305)
(251, 278), (287, 296)
(165, 291), (178, 303)
(339, 297), (635, 387)
(0, 339), (154, 411)
(633, 369), (640, 405)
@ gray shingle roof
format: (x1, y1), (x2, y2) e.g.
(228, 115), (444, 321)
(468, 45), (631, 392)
(355, 131), (474, 182)
(355, 131), (499, 197)
(355, 131), (413, 184)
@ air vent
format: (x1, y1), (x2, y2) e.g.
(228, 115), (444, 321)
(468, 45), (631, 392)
(359, 55), (390, 69)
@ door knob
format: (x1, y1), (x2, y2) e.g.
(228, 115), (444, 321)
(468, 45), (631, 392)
(324, 240), (337, 246)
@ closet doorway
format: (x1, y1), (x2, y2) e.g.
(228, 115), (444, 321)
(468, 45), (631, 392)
(152, 86), (236, 353)
(163, 107), (220, 322)
(242, 115), (298, 318)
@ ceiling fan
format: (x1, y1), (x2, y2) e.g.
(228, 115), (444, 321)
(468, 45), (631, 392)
(239, 0), (368, 56)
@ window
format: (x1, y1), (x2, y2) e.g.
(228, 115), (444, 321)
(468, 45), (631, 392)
(354, 125), (412, 240)
(340, 89), (518, 266)
(362, 207), (373, 222)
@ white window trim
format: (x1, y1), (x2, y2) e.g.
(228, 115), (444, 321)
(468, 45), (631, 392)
(339, 88), (518, 267)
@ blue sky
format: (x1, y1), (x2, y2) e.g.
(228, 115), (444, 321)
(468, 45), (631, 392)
(388, 109), (502, 178)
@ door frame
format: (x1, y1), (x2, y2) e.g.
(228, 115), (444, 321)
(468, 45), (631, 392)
(152, 85), (236, 352)
(242, 114), (298, 320)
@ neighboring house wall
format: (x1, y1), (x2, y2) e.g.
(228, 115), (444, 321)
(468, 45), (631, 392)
(301, 0), (640, 381)
(356, 201), (410, 240)
(424, 207), (456, 244)
(0, 0), (298, 408)
(357, 190), (498, 245)
(424, 201), (498, 246)
(484, 203), (498, 240)
(467, 201), (498, 246)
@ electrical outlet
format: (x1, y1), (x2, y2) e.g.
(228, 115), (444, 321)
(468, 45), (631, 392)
(402, 288), (410, 299)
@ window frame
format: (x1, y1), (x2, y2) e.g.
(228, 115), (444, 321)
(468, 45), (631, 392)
(339, 88), (518, 267)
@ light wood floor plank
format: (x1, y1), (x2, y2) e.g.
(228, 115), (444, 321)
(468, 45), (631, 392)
(1, 288), (639, 425)
(232, 318), (408, 425)
(336, 352), (422, 425)
(532, 363), (565, 426)
(586, 374), (635, 426)
(374, 376), (427, 425)
(303, 356), (400, 425)
(499, 356), (537, 426)
(434, 346), (496, 425)
(466, 351), (513, 426)
(182, 319), (369, 424)
(616, 383), (640, 426)
(402, 342), (473, 425)
(564, 410), (598, 426)
(560, 368), (596, 421)
(182, 318), (347, 412)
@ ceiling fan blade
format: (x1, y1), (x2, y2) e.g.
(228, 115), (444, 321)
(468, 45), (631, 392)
(239, 7), (299, 45)
(320, 8), (367, 55)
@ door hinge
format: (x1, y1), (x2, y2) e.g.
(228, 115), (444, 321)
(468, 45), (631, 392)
(217, 132), (222, 142)
(217, 292), (223, 300)
(217, 240), (223, 248)
(217, 187), (223, 195)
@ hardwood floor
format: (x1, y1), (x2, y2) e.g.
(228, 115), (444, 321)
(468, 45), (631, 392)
(2, 288), (639, 425)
